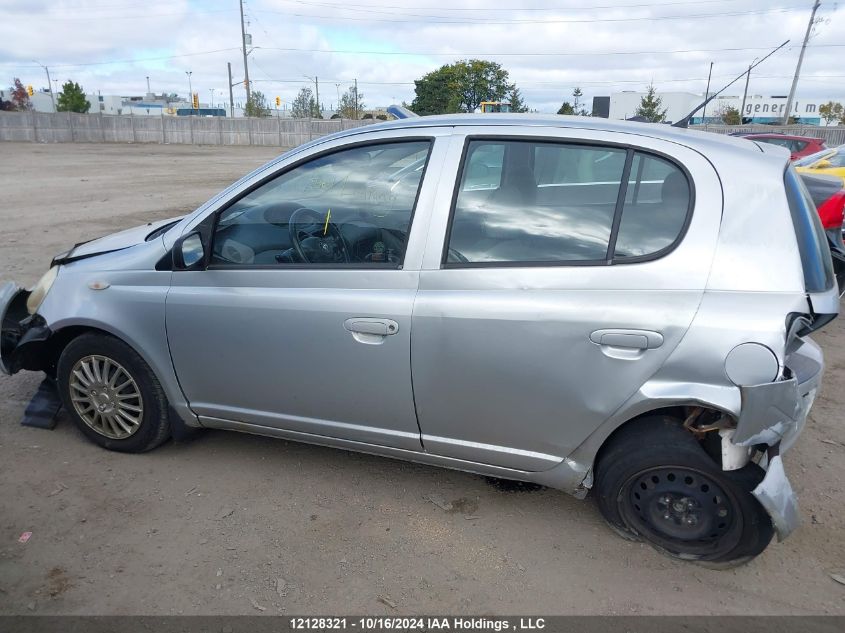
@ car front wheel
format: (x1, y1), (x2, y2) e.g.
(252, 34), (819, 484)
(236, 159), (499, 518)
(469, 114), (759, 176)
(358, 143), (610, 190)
(594, 415), (774, 567)
(57, 332), (171, 453)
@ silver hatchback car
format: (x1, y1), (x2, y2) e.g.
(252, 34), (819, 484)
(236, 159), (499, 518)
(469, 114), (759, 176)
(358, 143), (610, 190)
(2, 115), (839, 566)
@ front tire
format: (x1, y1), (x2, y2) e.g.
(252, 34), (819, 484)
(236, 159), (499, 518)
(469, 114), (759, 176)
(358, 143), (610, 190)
(594, 416), (773, 567)
(57, 332), (171, 453)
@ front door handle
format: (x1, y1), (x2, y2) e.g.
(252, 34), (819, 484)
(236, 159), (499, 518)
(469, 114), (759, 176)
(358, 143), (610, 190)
(344, 318), (399, 344)
(590, 329), (664, 350)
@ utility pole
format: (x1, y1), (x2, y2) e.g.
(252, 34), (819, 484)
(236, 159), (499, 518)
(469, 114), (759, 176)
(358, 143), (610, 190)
(315, 76), (320, 118)
(146, 76), (151, 94)
(185, 71), (193, 113)
(32, 60), (55, 112)
(702, 62), (713, 124)
(740, 60), (756, 124)
(209, 89), (215, 109)
(227, 62), (235, 118)
(353, 78), (358, 119)
(239, 0), (251, 104)
(782, 0), (820, 125)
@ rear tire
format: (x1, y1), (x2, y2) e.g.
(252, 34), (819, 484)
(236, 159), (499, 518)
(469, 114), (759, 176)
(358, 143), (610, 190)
(594, 416), (773, 567)
(57, 332), (171, 453)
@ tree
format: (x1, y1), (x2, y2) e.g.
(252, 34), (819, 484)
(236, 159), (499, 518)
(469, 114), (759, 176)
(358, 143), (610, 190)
(572, 87), (589, 115)
(819, 101), (844, 125)
(716, 104), (741, 125)
(337, 87), (364, 119)
(635, 84), (667, 123)
(10, 78), (31, 111)
(291, 87), (319, 118)
(0, 98), (13, 111)
(244, 91), (271, 117)
(557, 101), (575, 115)
(56, 80), (90, 113)
(410, 59), (515, 115)
(508, 87), (528, 113)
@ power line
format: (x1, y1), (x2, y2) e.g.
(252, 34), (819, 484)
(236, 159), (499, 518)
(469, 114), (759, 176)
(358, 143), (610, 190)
(255, 5), (810, 24)
(283, 0), (744, 11)
(253, 43), (843, 58)
(3, 42), (842, 72)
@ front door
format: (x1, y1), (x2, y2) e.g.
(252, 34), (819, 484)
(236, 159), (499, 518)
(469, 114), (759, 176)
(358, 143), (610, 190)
(165, 138), (436, 451)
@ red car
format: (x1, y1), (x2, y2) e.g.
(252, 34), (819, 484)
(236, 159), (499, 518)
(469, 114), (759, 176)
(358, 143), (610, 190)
(742, 133), (827, 161)
(800, 172), (845, 292)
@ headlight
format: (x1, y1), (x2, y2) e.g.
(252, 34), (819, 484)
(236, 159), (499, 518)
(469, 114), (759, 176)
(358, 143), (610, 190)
(26, 266), (59, 315)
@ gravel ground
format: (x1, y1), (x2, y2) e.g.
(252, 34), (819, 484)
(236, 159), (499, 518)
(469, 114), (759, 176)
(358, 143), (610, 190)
(0, 142), (844, 615)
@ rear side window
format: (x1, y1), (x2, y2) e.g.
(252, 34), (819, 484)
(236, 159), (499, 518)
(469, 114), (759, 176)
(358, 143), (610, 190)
(446, 139), (691, 265)
(785, 167), (834, 293)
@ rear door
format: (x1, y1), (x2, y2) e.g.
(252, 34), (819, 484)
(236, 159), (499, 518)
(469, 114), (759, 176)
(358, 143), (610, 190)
(411, 128), (723, 471)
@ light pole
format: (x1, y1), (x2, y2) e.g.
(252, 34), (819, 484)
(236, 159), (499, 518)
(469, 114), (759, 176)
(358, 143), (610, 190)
(32, 60), (56, 112)
(185, 71), (193, 113)
(335, 83), (341, 114)
(209, 89), (215, 110)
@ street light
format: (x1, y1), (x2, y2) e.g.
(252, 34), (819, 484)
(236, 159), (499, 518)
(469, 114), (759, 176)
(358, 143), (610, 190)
(185, 71), (193, 113)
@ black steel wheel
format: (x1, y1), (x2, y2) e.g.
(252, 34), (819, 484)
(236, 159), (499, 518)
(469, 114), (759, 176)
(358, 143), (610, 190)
(594, 415), (774, 566)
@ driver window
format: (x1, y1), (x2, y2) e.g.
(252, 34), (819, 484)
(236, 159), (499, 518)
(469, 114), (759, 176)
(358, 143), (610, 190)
(211, 140), (432, 266)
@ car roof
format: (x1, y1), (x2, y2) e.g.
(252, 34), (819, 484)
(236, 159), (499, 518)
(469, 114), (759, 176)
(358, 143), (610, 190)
(295, 113), (775, 160)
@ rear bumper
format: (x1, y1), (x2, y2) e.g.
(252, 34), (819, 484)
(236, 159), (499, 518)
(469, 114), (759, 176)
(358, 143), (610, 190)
(733, 337), (823, 540)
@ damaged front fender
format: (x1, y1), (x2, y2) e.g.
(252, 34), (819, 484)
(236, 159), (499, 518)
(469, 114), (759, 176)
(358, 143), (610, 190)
(0, 282), (54, 375)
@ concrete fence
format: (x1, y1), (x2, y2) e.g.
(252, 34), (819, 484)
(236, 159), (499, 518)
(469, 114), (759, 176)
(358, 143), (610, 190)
(0, 111), (374, 147)
(692, 124), (845, 146)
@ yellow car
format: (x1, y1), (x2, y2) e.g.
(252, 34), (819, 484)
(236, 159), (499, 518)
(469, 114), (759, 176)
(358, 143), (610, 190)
(795, 146), (845, 179)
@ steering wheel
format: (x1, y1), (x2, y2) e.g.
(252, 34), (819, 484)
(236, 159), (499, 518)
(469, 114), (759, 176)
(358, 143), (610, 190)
(288, 207), (350, 264)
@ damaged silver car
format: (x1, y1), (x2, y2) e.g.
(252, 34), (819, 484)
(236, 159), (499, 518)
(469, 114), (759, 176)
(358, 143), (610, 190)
(1, 115), (840, 566)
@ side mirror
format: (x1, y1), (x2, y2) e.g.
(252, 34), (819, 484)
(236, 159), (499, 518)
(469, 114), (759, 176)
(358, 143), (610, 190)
(173, 231), (207, 270)
(814, 159), (833, 169)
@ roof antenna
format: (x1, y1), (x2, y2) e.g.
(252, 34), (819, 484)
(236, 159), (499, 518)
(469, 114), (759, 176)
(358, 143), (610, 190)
(672, 40), (790, 128)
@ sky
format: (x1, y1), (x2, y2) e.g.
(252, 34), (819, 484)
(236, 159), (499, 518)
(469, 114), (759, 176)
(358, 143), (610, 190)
(1, 0), (844, 113)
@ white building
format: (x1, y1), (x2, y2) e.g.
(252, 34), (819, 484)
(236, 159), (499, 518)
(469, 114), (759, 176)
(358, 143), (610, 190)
(607, 91), (844, 126)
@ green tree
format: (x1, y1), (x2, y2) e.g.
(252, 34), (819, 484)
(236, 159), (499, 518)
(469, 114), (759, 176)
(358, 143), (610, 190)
(10, 78), (31, 111)
(291, 87), (319, 118)
(56, 80), (91, 113)
(557, 101), (575, 115)
(717, 105), (741, 125)
(411, 59), (515, 114)
(572, 86), (589, 115)
(819, 101), (844, 125)
(508, 87), (528, 113)
(244, 91), (271, 117)
(635, 84), (667, 123)
(337, 87), (364, 119)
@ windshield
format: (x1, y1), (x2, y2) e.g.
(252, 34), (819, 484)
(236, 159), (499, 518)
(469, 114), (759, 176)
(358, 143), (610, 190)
(795, 148), (837, 167)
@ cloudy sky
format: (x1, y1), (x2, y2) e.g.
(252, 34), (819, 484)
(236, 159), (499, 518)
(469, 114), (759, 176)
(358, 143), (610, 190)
(1, 0), (843, 113)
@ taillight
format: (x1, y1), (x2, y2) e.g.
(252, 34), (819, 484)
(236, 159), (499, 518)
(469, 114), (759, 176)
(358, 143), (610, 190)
(817, 190), (845, 230)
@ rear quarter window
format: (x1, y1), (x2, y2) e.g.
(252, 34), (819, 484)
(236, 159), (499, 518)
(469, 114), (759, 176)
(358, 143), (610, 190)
(785, 167), (834, 293)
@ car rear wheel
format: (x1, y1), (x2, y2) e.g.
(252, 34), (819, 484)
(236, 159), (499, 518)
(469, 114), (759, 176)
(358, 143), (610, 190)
(57, 332), (171, 453)
(594, 415), (773, 567)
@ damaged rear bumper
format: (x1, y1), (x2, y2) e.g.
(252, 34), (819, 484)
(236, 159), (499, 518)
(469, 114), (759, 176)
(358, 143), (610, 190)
(0, 281), (53, 376)
(733, 337), (823, 541)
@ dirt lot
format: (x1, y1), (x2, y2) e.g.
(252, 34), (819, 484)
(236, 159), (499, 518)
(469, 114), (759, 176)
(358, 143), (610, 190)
(0, 142), (844, 615)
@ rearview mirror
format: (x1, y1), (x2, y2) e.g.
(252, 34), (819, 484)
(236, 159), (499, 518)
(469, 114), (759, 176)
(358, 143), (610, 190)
(173, 231), (206, 270)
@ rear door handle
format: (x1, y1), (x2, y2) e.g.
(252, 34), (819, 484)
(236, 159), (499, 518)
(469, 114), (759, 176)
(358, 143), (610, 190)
(590, 329), (664, 350)
(344, 318), (399, 344)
